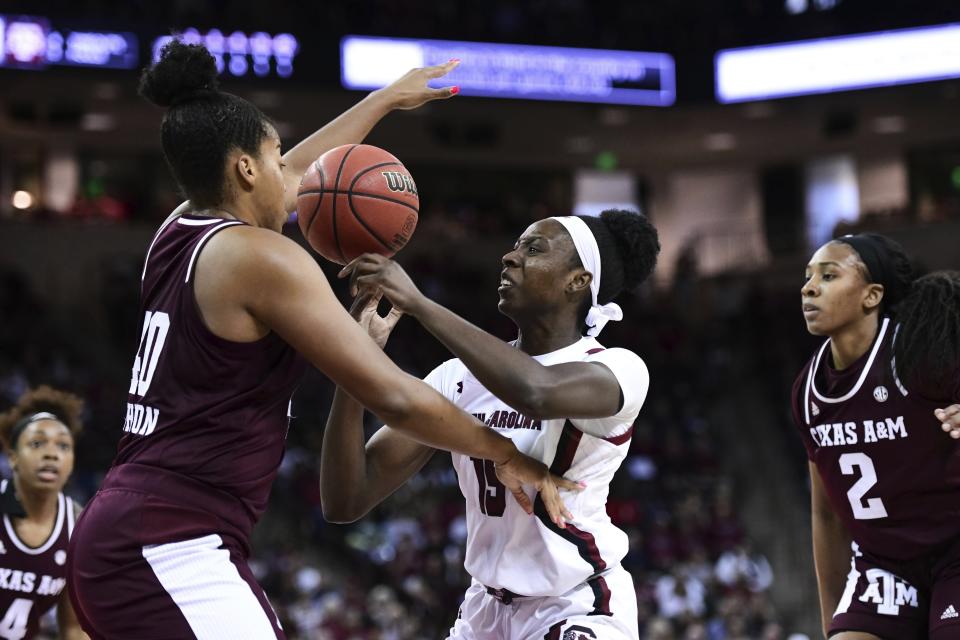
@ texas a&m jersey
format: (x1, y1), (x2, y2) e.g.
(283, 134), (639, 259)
(792, 317), (960, 562)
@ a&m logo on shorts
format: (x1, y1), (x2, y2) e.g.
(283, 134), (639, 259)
(563, 626), (597, 640)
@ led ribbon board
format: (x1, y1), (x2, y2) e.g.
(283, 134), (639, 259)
(0, 14), (137, 69)
(716, 22), (960, 103)
(152, 29), (299, 78)
(341, 36), (675, 106)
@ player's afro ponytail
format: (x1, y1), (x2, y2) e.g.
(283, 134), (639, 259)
(139, 41), (220, 107)
(138, 40), (272, 208)
(894, 271), (960, 398)
(577, 209), (660, 304)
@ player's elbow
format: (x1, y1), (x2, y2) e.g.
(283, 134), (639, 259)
(367, 386), (417, 428)
(321, 494), (369, 524)
(510, 382), (552, 419)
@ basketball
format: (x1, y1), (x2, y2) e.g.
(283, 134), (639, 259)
(296, 144), (420, 265)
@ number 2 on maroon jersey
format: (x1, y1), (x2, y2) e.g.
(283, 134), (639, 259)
(839, 452), (888, 520)
(470, 458), (506, 517)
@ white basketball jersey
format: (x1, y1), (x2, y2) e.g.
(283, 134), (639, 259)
(424, 336), (649, 597)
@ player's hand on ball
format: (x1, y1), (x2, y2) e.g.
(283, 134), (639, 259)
(339, 254), (426, 315)
(936, 404), (960, 439)
(494, 452), (583, 528)
(348, 291), (403, 349)
(376, 59), (461, 111)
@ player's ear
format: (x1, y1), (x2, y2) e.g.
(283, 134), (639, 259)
(233, 152), (257, 191)
(863, 283), (884, 312)
(566, 269), (592, 295)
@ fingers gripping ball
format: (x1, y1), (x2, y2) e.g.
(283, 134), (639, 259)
(297, 144), (419, 265)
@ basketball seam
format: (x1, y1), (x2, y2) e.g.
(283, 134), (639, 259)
(296, 189), (419, 214)
(330, 145), (358, 264)
(346, 162), (407, 252)
(304, 159), (325, 237)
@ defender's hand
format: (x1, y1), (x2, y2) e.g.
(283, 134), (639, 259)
(375, 60), (460, 111)
(936, 404), (960, 439)
(348, 291), (403, 349)
(494, 452), (582, 528)
(339, 254), (426, 316)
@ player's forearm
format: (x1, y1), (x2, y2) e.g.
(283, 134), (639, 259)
(319, 387), (372, 522)
(811, 504), (851, 637)
(412, 298), (551, 414)
(281, 90), (394, 211)
(384, 376), (517, 463)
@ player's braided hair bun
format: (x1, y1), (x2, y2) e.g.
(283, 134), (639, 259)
(0, 386), (83, 450)
(137, 40), (271, 207)
(578, 209), (660, 304)
(138, 41), (220, 108)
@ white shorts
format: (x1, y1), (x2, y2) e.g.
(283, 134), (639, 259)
(447, 565), (638, 640)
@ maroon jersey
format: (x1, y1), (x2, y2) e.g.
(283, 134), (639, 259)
(0, 480), (75, 640)
(792, 316), (960, 562)
(112, 214), (306, 547)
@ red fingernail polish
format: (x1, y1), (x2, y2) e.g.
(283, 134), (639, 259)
(449, 58), (460, 63)
(450, 86), (460, 95)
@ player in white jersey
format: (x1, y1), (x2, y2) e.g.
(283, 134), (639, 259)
(322, 209), (660, 639)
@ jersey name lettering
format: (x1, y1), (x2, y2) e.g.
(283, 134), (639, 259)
(0, 569), (64, 597)
(809, 416), (908, 448)
(471, 410), (542, 431)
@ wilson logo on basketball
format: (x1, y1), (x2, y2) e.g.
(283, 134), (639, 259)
(382, 171), (418, 196)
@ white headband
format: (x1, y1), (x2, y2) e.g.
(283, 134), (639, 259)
(550, 216), (623, 337)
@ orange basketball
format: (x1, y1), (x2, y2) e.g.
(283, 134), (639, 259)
(296, 144), (419, 265)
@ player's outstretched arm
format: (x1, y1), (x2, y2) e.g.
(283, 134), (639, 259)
(339, 255), (623, 420)
(320, 293), (436, 523)
(279, 60), (460, 213)
(809, 462), (852, 639)
(57, 588), (90, 640)
(215, 230), (580, 525)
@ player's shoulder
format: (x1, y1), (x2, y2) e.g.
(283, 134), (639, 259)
(202, 224), (317, 280)
(583, 342), (648, 377)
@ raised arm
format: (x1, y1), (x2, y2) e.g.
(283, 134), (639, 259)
(339, 255), (622, 420)
(809, 462), (852, 639)
(320, 294), (436, 523)
(208, 229), (578, 524)
(280, 61), (459, 212)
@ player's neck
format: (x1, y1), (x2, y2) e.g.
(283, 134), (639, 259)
(515, 316), (584, 356)
(829, 313), (880, 370)
(11, 476), (58, 523)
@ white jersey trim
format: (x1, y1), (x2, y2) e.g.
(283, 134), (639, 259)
(890, 323), (909, 397)
(811, 317), (889, 404)
(142, 533), (281, 639)
(141, 214), (181, 282)
(66, 498), (76, 538)
(2, 491), (65, 555)
(176, 217), (226, 226)
(184, 221), (245, 284)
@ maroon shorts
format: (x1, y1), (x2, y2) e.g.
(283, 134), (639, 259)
(829, 542), (960, 640)
(67, 465), (285, 640)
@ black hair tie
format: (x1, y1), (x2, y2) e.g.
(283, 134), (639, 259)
(170, 87), (217, 107)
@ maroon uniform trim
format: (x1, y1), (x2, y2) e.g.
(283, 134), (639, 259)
(544, 619), (567, 640)
(534, 421), (608, 576)
(586, 574), (613, 616)
(602, 425), (634, 445)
